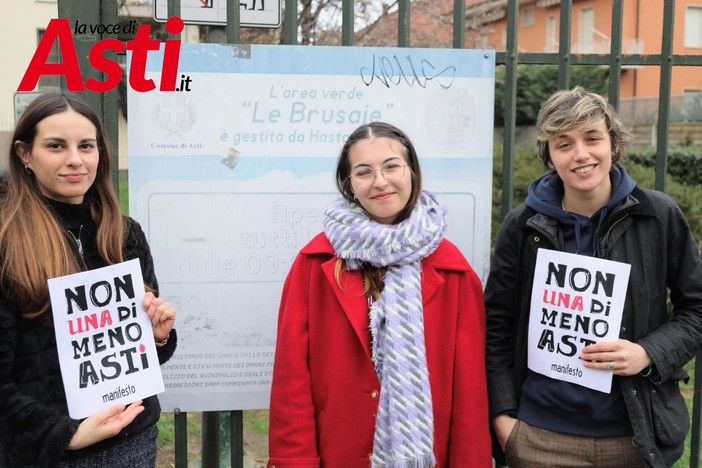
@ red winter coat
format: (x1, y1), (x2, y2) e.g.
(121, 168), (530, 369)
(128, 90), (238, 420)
(268, 233), (491, 467)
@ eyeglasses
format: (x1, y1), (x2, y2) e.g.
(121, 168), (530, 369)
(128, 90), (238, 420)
(349, 163), (408, 186)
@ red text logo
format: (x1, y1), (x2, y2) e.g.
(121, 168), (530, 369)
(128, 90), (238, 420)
(18, 16), (187, 93)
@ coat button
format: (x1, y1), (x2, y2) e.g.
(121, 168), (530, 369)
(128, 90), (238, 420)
(371, 390), (379, 399)
(631, 389), (637, 396)
(651, 389), (657, 395)
(534, 236), (540, 242)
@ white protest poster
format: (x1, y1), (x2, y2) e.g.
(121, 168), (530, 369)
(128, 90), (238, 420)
(528, 248), (631, 393)
(48, 259), (164, 419)
(128, 44), (495, 411)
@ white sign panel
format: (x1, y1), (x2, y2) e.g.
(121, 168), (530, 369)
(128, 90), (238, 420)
(48, 259), (165, 419)
(129, 44), (495, 411)
(154, 0), (282, 28)
(528, 249), (631, 393)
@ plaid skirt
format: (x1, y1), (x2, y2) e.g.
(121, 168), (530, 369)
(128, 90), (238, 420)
(57, 424), (158, 468)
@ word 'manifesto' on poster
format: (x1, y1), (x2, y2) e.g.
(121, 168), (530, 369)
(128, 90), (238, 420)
(528, 249), (631, 393)
(128, 44), (495, 411)
(49, 259), (164, 419)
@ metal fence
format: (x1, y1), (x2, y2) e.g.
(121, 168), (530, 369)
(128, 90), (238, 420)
(620, 94), (702, 123)
(54, 0), (702, 466)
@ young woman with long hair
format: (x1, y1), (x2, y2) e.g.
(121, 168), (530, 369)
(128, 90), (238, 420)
(267, 121), (491, 467)
(0, 92), (177, 467)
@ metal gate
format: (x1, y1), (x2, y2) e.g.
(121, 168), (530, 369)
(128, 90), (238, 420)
(54, 0), (702, 466)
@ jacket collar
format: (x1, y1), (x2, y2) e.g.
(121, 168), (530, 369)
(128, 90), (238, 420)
(523, 191), (644, 253)
(302, 233), (468, 361)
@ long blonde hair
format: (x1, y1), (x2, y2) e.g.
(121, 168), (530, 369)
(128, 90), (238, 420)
(0, 92), (124, 318)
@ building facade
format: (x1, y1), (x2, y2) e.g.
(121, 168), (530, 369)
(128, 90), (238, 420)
(466, 0), (702, 103)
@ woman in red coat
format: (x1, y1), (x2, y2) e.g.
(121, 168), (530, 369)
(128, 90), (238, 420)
(268, 122), (491, 467)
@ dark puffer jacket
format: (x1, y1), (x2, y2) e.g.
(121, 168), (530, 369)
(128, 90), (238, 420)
(0, 214), (177, 467)
(485, 186), (702, 468)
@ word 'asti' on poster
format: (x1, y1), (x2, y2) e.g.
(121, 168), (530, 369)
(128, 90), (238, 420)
(528, 249), (631, 393)
(48, 259), (164, 419)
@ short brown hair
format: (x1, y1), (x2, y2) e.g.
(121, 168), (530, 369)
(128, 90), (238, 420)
(536, 86), (632, 174)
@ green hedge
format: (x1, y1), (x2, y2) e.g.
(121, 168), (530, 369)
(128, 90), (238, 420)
(626, 146), (702, 187)
(493, 65), (608, 126)
(492, 145), (702, 248)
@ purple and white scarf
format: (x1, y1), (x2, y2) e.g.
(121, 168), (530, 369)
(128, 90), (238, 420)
(323, 190), (447, 468)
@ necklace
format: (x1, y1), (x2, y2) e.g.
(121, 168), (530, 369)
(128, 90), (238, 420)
(68, 225), (84, 254)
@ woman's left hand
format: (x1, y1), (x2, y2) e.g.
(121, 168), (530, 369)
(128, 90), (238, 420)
(580, 339), (651, 376)
(143, 292), (176, 342)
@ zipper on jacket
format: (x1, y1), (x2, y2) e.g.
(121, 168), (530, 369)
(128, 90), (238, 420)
(598, 212), (630, 258)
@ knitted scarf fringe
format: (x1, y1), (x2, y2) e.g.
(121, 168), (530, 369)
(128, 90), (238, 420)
(380, 454), (437, 468)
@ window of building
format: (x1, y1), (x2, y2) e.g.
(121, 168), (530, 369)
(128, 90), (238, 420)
(578, 7), (594, 53)
(682, 88), (702, 120)
(36, 29), (61, 90)
(546, 15), (557, 52)
(684, 6), (702, 48)
(522, 6), (536, 28)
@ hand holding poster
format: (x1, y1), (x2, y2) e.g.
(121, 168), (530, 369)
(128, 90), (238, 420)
(528, 248), (631, 393)
(48, 259), (165, 419)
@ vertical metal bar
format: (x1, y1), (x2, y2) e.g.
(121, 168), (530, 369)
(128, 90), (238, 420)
(557, 0), (572, 90)
(341, 0), (354, 46)
(500, 0), (519, 220)
(168, 0), (180, 22)
(201, 411), (220, 468)
(452, 0), (465, 49)
(397, 0), (410, 47)
(101, 0), (119, 194)
(608, 0), (623, 110)
(226, 0), (241, 43)
(655, 0), (675, 192)
(231, 410), (245, 468)
(692, 352), (702, 468)
(283, 0), (298, 44)
(57, 0), (119, 193)
(174, 410), (188, 468)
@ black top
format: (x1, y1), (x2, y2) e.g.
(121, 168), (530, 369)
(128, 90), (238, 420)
(0, 197), (177, 467)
